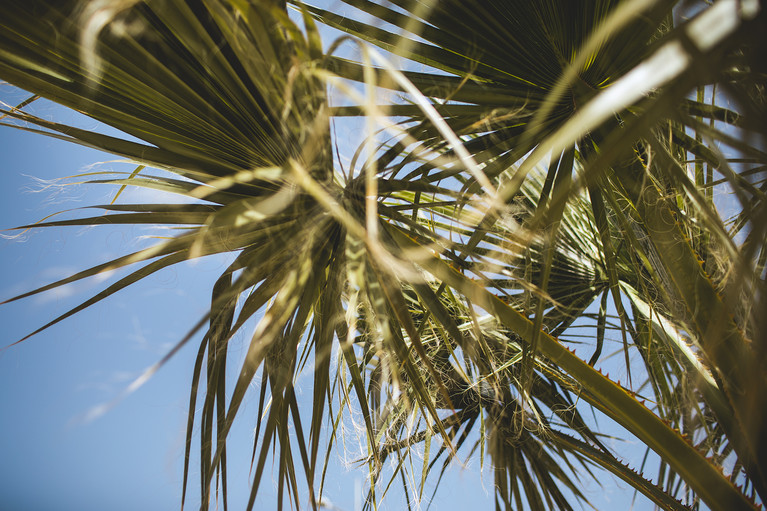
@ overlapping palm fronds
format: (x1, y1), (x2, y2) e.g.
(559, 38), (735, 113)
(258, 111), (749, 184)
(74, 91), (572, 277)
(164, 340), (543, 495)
(306, 0), (767, 508)
(1, 0), (766, 510)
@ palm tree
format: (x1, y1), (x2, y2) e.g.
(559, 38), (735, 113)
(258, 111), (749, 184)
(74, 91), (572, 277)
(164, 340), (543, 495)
(1, 0), (765, 510)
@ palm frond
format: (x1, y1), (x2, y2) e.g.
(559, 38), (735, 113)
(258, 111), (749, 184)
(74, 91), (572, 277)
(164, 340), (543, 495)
(2, 0), (766, 510)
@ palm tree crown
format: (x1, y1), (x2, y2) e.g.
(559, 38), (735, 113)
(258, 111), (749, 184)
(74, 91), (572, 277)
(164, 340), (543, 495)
(1, 0), (765, 510)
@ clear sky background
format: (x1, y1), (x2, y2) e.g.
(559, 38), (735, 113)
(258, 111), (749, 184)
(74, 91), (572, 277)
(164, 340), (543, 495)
(0, 5), (663, 510)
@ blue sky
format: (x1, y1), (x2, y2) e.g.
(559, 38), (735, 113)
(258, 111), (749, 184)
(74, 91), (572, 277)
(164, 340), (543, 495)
(0, 91), (207, 510)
